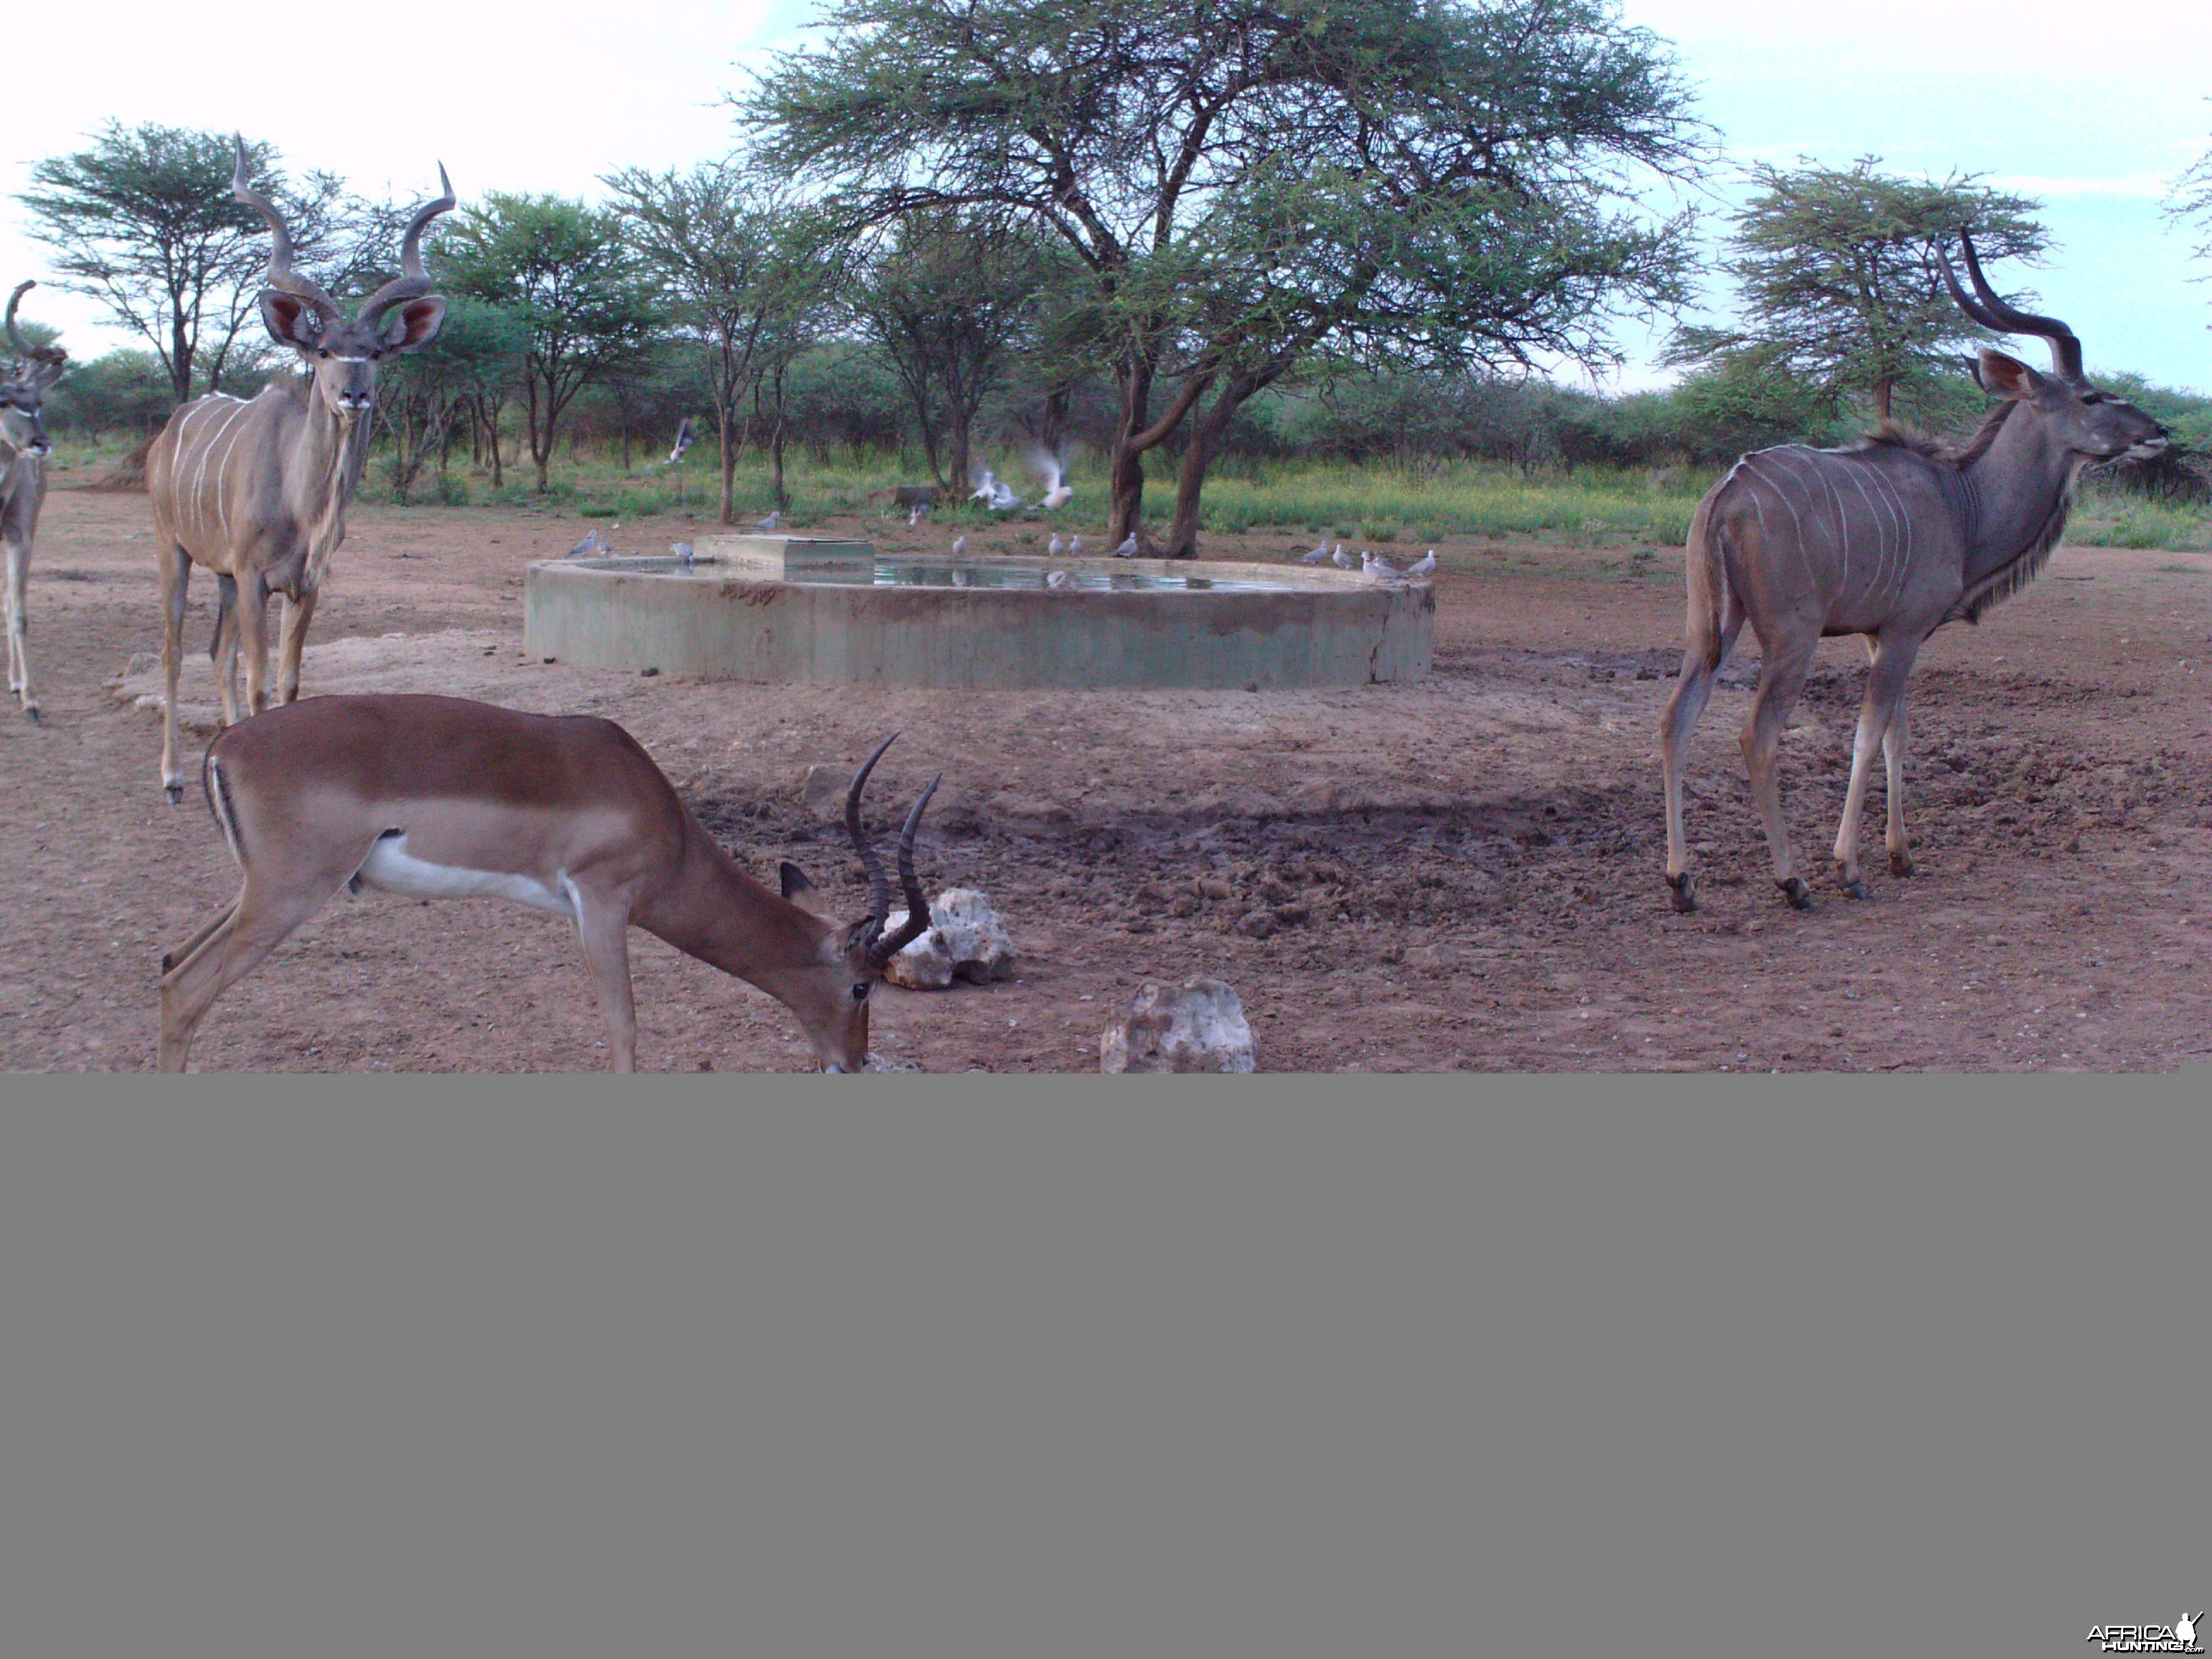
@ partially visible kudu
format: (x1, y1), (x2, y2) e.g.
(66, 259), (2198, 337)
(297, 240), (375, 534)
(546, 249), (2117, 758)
(1660, 234), (2169, 912)
(148, 136), (453, 801)
(1, 281), (68, 722)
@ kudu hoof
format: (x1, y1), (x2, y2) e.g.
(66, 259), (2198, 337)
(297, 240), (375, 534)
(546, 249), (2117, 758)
(1833, 865), (1871, 901)
(165, 781), (184, 805)
(23, 705), (39, 724)
(1666, 871), (1698, 913)
(1776, 876), (1818, 911)
(1889, 851), (1915, 878)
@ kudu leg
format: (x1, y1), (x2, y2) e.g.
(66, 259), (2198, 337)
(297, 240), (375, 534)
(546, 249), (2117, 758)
(1740, 635), (1820, 909)
(238, 579), (273, 718)
(1883, 699), (1914, 878)
(3, 539), (33, 721)
(211, 573), (241, 727)
(158, 543), (191, 801)
(276, 588), (317, 705)
(571, 895), (638, 1073)
(1659, 624), (1744, 914)
(1831, 636), (1922, 895)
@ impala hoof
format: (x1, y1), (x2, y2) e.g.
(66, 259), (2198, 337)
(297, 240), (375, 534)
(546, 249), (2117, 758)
(1777, 876), (1817, 910)
(1889, 851), (1915, 878)
(1666, 870), (1698, 913)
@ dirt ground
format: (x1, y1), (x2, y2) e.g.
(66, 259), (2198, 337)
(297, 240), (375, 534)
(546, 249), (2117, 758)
(3, 484), (2206, 1073)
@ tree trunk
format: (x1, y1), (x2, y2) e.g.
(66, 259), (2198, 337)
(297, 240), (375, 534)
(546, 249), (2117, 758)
(1875, 377), (1895, 423)
(1162, 381), (1247, 558)
(718, 404), (738, 525)
(768, 364), (790, 511)
(1105, 356), (1155, 550)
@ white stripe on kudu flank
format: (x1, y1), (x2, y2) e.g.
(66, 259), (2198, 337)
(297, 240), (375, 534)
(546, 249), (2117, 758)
(192, 403), (249, 546)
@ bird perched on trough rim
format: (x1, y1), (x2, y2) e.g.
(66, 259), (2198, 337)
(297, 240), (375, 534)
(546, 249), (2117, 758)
(752, 509), (780, 533)
(1048, 532), (1067, 557)
(1366, 552), (1408, 582)
(1067, 535), (1083, 556)
(1025, 447), (1074, 510)
(1111, 533), (1139, 558)
(950, 533), (968, 557)
(567, 529), (606, 558)
(1331, 545), (1354, 569)
(671, 541), (696, 569)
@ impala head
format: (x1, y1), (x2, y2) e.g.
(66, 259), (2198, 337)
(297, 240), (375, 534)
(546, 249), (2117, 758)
(1942, 232), (2168, 464)
(233, 135), (453, 422)
(770, 734), (941, 1072)
(1, 281), (67, 463)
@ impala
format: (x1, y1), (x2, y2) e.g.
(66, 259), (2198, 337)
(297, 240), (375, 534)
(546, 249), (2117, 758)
(1659, 233), (2169, 912)
(2, 281), (67, 722)
(148, 136), (454, 800)
(157, 695), (939, 1072)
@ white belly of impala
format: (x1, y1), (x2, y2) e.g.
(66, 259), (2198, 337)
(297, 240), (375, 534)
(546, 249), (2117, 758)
(356, 835), (579, 919)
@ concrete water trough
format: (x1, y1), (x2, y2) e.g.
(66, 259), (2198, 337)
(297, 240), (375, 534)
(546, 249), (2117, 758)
(523, 535), (1432, 690)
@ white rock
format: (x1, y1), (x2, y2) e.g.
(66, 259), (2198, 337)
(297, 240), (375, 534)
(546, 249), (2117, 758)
(1101, 978), (1257, 1073)
(880, 888), (1017, 991)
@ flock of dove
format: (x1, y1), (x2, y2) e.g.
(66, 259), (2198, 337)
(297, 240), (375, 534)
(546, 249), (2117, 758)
(578, 440), (1439, 584)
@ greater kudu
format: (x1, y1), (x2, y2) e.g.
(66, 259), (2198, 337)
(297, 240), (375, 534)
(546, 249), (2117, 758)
(1660, 234), (2169, 912)
(148, 136), (453, 801)
(2, 281), (68, 722)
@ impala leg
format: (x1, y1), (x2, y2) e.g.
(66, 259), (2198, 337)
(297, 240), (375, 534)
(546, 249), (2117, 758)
(571, 896), (638, 1073)
(276, 587), (316, 705)
(157, 876), (335, 1071)
(3, 537), (33, 722)
(1741, 633), (1819, 909)
(159, 542), (191, 800)
(1660, 621), (1743, 914)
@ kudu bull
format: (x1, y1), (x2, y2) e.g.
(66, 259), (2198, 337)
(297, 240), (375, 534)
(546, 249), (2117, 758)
(148, 136), (453, 801)
(1660, 234), (2169, 912)
(2, 281), (68, 722)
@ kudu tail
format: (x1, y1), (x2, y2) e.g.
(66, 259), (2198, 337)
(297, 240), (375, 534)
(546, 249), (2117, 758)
(1681, 490), (1735, 674)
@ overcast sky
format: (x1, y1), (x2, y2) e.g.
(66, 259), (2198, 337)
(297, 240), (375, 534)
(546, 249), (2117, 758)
(5, 0), (2208, 394)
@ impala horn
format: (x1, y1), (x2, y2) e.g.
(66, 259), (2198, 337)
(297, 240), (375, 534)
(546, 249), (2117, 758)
(1939, 230), (2085, 386)
(842, 734), (941, 966)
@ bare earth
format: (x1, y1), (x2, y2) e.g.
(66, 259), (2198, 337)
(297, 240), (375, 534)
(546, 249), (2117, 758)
(3, 485), (2206, 1073)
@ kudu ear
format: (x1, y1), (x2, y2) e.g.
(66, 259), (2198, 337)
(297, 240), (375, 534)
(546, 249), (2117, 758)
(383, 296), (447, 354)
(1975, 349), (2043, 400)
(260, 291), (325, 352)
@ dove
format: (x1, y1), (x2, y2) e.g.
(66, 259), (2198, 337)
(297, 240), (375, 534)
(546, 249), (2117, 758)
(1368, 552), (1406, 581)
(1025, 447), (1074, 510)
(1406, 550), (1437, 578)
(1296, 543), (1331, 565)
(1067, 535), (1083, 557)
(1045, 569), (1073, 590)
(1111, 533), (1139, 558)
(1048, 532), (1067, 557)
(1330, 546), (1354, 569)
(908, 503), (930, 526)
(951, 534), (968, 557)
(567, 529), (602, 558)
(665, 417), (695, 466)
(752, 509), (781, 533)
(670, 541), (696, 569)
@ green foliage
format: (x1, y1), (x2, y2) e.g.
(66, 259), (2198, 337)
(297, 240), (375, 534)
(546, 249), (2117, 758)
(1666, 157), (2047, 418)
(438, 192), (661, 491)
(16, 121), (355, 399)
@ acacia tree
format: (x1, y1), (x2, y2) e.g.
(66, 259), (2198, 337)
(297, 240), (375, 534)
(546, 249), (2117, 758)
(747, 0), (1704, 554)
(2165, 115), (2212, 272)
(17, 122), (350, 401)
(603, 163), (791, 523)
(850, 211), (1050, 491)
(1664, 158), (2048, 424)
(438, 193), (661, 493)
(374, 296), (526, 500)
